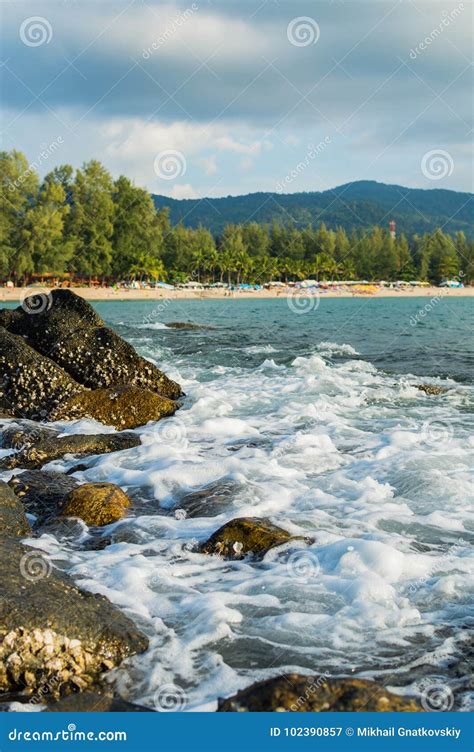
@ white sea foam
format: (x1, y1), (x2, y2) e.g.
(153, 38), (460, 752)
(3, 334), (473, 711)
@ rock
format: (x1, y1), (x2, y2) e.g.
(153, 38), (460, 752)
(0, 538), (148, 698)
(200, 517), (310, 560)
(167, 321), (214, 330)
(0, 431), (141, 470)
(8, 470), (79, 519)
(415, 384), (448, 395)
(60, 483), (130, 527)
(178, 480), (240, 518)
(50, 385), (178, 430)
(3, 290), (181, 399)
(44, 692), (151, 712)
(0, 481), (30, 537)
(217, 674), (421, 712)
(1, 422), (59, 450)
(0, 327), (83, 419)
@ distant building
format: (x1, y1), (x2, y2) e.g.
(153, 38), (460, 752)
(389, 220), (396, 240)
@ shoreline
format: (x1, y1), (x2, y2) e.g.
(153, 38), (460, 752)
(1, 285), (472, 302)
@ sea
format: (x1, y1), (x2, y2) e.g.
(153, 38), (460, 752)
(3, 296), (473, 711)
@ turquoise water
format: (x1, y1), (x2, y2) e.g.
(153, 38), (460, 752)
(4, 296), (474, 711)
(99, 296), (474, 383)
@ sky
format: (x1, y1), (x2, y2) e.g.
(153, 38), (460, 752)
(1, 0), (472, 199)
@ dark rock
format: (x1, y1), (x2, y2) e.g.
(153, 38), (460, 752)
(60, 483), (130, 527)
(50, 385), (178, 430)
(167, 321), (214, 330)
(0, 538), (148, 697)
(218, 674), (421, 712)
(415, 383), (448, 395)
(4, 290), (181, 399)
(8, 470), (79, 519)
(200, 517), (310, 560)
(0, 431), (141, 470)
(0, 327), (83, 419)
(44, 692), (151, 712)
(178, 480), (239, 518)
(0, 481), (30, 537)
(1, 422), (59, 450)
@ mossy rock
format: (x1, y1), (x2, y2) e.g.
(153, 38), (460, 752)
(218, 674), (422, 712)
(3, 290), (181, 400)
(51, 385), (178, 430)
(60, 483), (130, 527)
(0, 327), (84, 419)
(0, 431), (141, 470)
(9, 470), (79, 520)
(200, 517), (310, 560)
(45, 692), (151, 712)
(0, 481), (30, 538)
(167, 321), (214, 330)
(415, 383), (448, 395)
(0, 538), (148, 698)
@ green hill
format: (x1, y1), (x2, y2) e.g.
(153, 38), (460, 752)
(152, 180), (473, 237)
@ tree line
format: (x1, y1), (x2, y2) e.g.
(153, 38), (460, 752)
(1, 150), (472, 285)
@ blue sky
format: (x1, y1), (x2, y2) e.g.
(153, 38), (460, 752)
(1, 0), (472, 197)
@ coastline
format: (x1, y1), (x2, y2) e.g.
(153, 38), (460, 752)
(1, 285), (472, 303)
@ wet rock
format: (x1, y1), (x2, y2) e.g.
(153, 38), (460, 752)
(178, 480), (240, 518)
(8, 470), (79, 519)
(1, 422), (59, 450)
(0, 538), (148, 698)
(60, 483), (130, 527)
(218, 674), (421, 712)
(200, 517), (310, 560)
(51, 385), (178, 430)
(167, 321), (214, 330)
(3, 290), (181, 400)
(0, 481), (30, 537)
(45, 692), (151, 712)
(415, 384), (448, 395)
(0, 431), (141, 470)
(0, 327), (83, 419)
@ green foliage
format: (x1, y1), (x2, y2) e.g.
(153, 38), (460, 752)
(0, 150), (471, 285)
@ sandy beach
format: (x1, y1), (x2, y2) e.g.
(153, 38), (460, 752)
(1, 285), (472, 303)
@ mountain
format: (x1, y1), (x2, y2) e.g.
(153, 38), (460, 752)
(152, 180), (473, 237)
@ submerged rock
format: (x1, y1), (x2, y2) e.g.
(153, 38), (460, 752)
(0, 327), (83, 419)
(167, 321), (214, 330)
(45, 692), (151, 712)
(9, 470), (79, 519)
(200, 517), (310, 560)
(415, 383), (448, 395)
(0, 481), (30, 538)
(0, 431), (141, 470)
(178, 480), (240, 518)
(0, 538), (148, 698)
(218, 674), (421, 712)
(51, 385), (178, 430)
(4, 290), (181, 400)
(60, 483), (130, 527)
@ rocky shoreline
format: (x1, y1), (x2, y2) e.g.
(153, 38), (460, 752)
(0, 290), (422, 712)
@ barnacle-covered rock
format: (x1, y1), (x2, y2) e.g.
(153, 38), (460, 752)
(0, 538), (148, 698)
(218, 674), (422, 712)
